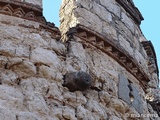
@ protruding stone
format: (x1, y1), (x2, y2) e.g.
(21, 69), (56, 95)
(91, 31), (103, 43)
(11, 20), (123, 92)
(63, 71), (92, 92)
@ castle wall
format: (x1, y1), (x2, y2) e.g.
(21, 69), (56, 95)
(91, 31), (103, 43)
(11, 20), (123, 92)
(60, 0), (150, 75)
(59, 0), (160, 118)
(0, 0), (159, 120)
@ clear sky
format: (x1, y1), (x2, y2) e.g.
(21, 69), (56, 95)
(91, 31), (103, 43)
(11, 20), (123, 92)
(43, 0), (160, 73)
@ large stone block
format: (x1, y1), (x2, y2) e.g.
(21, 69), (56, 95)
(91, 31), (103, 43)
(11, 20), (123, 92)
(130, 83), (143, 114)
(31, 47), (60, 68)
(91, 2), (112, 22)
(118, 74), (131, 104)
(100, 0), (121, 18)
(119, 35), (133, 56)
(121, 12), (135, 33)
(85, 100), (108, 119)
(118, 74), (144, 114)
(68, 41), (86, 61)
(74, 7), (103, 33)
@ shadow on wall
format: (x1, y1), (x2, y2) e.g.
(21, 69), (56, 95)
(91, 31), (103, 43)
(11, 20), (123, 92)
(43, 0), (61, 26)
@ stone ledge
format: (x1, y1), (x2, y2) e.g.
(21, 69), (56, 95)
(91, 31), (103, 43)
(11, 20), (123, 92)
(67, 24), (150, 90)
(141, 41), (159, 76)
(0, 0), (60, 39)
(0, 0), (42, 13)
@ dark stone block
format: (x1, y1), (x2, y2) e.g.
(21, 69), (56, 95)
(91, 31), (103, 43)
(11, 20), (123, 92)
(118, 74), (144, 114)
(63, 71), (92, 92)
(130, 83), (143, 114)
(118, 74), (131, 104)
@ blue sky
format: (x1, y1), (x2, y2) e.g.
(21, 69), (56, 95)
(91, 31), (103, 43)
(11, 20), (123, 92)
(43, 0), (160, 73)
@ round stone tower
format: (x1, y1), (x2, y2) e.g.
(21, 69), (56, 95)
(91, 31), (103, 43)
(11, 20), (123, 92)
(0, 0), (159, 120)
(59, 0), (160, 118)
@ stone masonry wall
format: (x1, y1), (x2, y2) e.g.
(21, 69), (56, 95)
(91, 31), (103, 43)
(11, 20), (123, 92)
(59, 0), (151, 78)
(59, 0), (160, 119)
(0, 0), (159, 120)
(0, 14), (159, 120)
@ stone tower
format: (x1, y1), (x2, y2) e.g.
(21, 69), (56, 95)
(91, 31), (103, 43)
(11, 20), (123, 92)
(0, 0), (159, 120)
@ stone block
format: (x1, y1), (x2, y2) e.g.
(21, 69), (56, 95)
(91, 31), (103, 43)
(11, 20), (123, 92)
(130, 83), (143, 114)
(118, 74), (144, 114)
(50, 40), (66, 55)
(63, 71), (92, 91)
(121, 12), (135, 33)
(8, 59), (36, 78)
(0, 107), (16, 120)
(62, 107), (77, 120)
(100, 0), (121, 18)
(76, 106), (95, 120)
(24, 33), (48, 47)
(0, 85), (24, 110)
(118, 74), (131, 104)
(74, 7), (103, 33)
(75, 0), (93, 11)
(0, 70), (18, 85)
(23, 93), (49, 115)
(91, 2), (112, 22)
(15, 45), (30, 57)
(102, 23), (117, 41)
(50, 107), (62, 119)
(31, 47), (60, 68)
(65, 57), (87, 71)
(16, 112), (39, 120)
(68, 41), (86, 61)
(134, 50), (149, 73)
(119, 35), (133, 56)
(0, 40), (17, 57)
(24, 0), (42, 7)
(115, 20), (133, 40)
